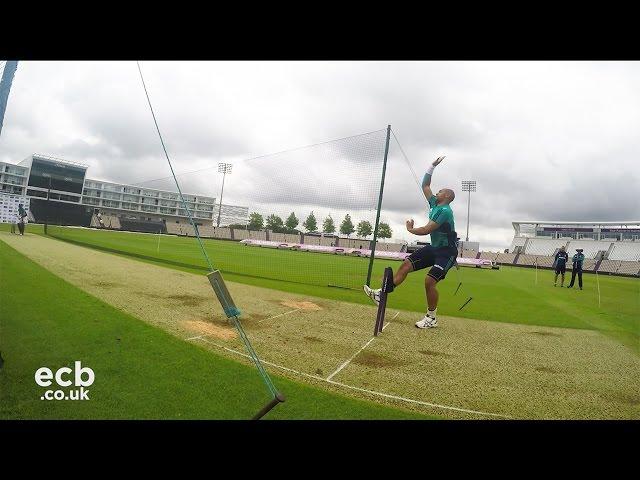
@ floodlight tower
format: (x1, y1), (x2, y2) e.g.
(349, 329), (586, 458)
(216, 162), (232, 227)
(461, 180), (476, 243)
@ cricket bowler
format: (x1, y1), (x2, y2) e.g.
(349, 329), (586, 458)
(364, 156), (458, 329)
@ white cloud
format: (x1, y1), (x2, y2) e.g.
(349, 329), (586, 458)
(1, 60), (638, 251)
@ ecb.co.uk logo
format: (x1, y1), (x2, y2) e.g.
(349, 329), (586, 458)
(35, 361), (95, 401)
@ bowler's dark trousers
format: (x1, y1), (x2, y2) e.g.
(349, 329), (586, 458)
(568, 268), (583, 288)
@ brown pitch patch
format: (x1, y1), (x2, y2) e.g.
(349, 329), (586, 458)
(304, 336), (324, 343)
(530, 331), (562, 337)
(92, 281), (121, 288)
(280, 300), (323, 311)
(179, 320), (237, 340)
(535, 366), (557, 374)
(419, 349), (453, 358)
(135, 292), (208, 307)
(167, 294), (209, 307)
(603, 393), (640, 406)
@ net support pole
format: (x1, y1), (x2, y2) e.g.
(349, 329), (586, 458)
(0, 61), (18, 138)
(252, 392), (286, 420)
(366, 125), (391, 287)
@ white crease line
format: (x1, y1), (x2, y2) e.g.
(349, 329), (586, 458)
(383, 311), (400, 331)
(185, 317), (510, 419)
(326, 311), (399, 381)
(326, 338), (375, 381)
(258, 308), (300, 323)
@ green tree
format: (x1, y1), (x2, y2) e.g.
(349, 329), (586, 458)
(266, 214), (284, 231)
(356, 220), (372, 238)
(285, 212), (299, 231)
(377, 222), (392, 240)
(323, 215), (336, 234)
(303, 211), (317, 233)
(340, 214), (355, 237)
(247, 212), (264, 230)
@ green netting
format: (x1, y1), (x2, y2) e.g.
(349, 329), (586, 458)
(134, 129), (389, 290)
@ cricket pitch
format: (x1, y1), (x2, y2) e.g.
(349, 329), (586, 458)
(2, 231), (638, 420)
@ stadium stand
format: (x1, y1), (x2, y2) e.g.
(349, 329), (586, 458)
(233, 229), (268, 241)
(597, 260), (621, 274)
(90, 213), (119, 229)
(166, 222), (195, 236)
(302, 235), (323, 246)
(196, 225), (216, 237)
(461, 249), (479, 259)
(376, 242), (406, 252)
(479, 251), (499, 261)
(525, 238), (568, 256)
(616, 261), (640, 276)
(565, 240), (612, 259)
(495, 252), (517, 264)
(582, 259), (597, 272)
(104, 214), (120, 229)
(339, 238), (369, 249)
(515, 254), (538, 266)
(509, 236), (527, 253)
(319, 237), (336, 247)
(211, 227), (232, 239)
(269, 232), (303, 244)
(608, 242), (640, 261)
(535, 256), (555, 268)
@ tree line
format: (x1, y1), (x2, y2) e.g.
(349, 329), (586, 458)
(230, 212), (392, 239)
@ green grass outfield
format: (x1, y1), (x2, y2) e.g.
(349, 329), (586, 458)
(25, 224), (639, 353)
(0, 238), (432, 419)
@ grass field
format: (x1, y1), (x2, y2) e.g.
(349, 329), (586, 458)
(40, 224), (640, 350)
(0, 235), (431, 419)
(1, 224), (639, 419)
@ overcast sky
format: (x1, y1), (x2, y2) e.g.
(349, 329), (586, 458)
(1, 61), (638, 250)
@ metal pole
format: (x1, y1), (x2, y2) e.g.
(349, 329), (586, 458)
(366, 125), (391, 287)
(216, 171), (226, 227)
(45, 176), (51, 235)
(0, 61), (18, 138)
(466, 188), (471, 242)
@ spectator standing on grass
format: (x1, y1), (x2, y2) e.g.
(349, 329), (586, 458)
(567, 248), (585, 290)
(17, 204), (27, 236)
(10, 211), (18, 234)
(553, 246), (569, 287)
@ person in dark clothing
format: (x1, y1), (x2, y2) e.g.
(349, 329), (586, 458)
(567, 248), (585, 290)
(553, 246), (569, 287)
(17, 204), (27, 235)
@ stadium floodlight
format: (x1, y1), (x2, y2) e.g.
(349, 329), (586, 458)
(461, 180), (477, 243)
(216, 163), (233, 227)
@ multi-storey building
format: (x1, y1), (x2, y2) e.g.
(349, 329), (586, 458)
(0, 154), (248, 226)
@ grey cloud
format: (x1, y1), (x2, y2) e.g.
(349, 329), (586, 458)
(2, 61), (638, 250)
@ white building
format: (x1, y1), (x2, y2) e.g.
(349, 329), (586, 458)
(1, 154), (248, 226)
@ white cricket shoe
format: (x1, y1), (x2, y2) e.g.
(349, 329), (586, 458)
(363, 285), (381, 306)
(415, 314), (438, 329)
